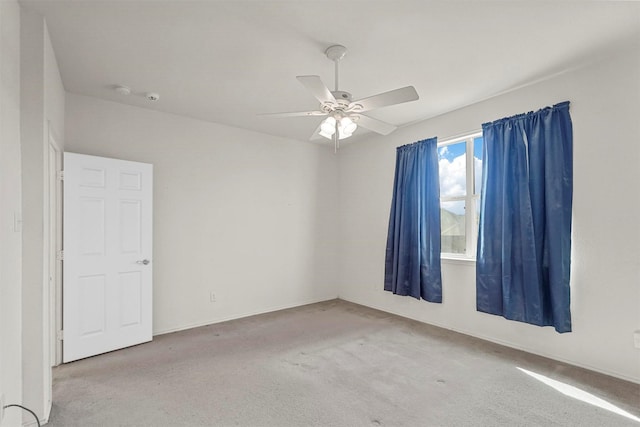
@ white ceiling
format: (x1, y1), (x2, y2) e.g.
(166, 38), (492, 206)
(21, 0), (640, 144)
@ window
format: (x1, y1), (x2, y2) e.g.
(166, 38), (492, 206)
(437, 132), (483, 258)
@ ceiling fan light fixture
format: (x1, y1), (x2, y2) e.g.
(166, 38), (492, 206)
(319, 129), (334, 139)
(341, 116), (357, 134)
(320, 116), (337, 138)
(339, 130), (353, 139)
(319, 116), (357, 140)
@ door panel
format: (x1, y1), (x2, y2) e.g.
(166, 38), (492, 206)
(78, 274), (106, 336)
(119, 200), (141, 253)
(119, 271), (142, 327)
(79, 198), (105, 254)
(63, 152), (153, 362)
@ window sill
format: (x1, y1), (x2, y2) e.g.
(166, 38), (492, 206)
(441, 256), (476, 266)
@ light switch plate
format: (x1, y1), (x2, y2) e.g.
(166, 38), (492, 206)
(0, 393), (5, 422)
(634, 330), (640, 349)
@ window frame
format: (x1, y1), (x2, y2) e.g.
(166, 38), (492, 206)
(438, 131), (483, 260)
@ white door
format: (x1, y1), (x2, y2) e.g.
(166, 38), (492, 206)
(63, 152), (153, 362)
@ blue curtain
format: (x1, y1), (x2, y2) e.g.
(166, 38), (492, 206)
(384, 138), (442, 302)
(477, 101), (573, 333)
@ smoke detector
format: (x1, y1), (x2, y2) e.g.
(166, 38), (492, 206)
(114, 85), (131, 96)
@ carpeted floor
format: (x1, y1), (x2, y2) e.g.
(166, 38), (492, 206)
(48, 299), (639, 426)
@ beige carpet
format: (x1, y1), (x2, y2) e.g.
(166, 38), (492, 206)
(48, 299), (639, 426)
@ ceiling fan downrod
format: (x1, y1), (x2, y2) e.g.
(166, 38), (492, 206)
(325, 45), (347, 92)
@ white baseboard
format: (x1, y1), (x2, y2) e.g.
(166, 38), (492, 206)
(151, 294), (638, 384)
(338, 297), (640, 385)
(153, 296), (338, 337)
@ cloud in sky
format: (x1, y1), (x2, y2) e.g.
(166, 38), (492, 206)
(439, 154), (466, 198)
(474, 156), (483, 195)
(438, 145), (450, 159)
(439, 153), (483, 215)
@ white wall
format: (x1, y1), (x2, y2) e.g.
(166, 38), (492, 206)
(20, 8), (65, 423)
(65, 93), (339, 335)
(337, 46), (640, 383)
(0, 1), (23, 426)
(44, 22), (64, 140)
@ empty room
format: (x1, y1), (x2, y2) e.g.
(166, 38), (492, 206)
(1, 1), (639, 426)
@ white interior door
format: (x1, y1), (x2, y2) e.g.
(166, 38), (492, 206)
(63, 152), (153, 363)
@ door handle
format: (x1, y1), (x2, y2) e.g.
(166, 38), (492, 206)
(136, 259), (150, 265)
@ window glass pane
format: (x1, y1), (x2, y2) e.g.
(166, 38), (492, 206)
(441, 200), (466, 254)
(438, 142), (466, 198)
(473, 136), (483, 195)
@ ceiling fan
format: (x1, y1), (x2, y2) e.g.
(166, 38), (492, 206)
(262, 45), (419, 152)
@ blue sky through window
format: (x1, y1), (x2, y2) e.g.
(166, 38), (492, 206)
(438, 136), (484, 215)
(438, 141), (466, 199)
(474, 136), (483, 195)
(438, 142), (465, 161)
(438, 137), (483, 162)
(438, 134), (484, 255)
(474, 136), (483, 160)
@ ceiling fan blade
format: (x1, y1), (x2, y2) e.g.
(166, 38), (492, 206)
(297, 75), (336, 104)
(355, 114), (398, 135)
(259, 110), (327, 118)
(351, 86), (419, 112)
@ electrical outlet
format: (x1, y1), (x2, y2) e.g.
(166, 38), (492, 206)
(209, 292), (216, 303)
(634, 330), (640, 349)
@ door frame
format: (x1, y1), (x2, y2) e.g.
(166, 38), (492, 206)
(48, 123), (63, 367)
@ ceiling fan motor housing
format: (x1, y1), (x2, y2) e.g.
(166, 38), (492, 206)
(332, 90), (352, 101)
(320, 91), (353, 114)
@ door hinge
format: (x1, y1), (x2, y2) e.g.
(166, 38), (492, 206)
(57, 330), (64, 341)
(57, 170), (64, 181)
(57, 250), (64, 261)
